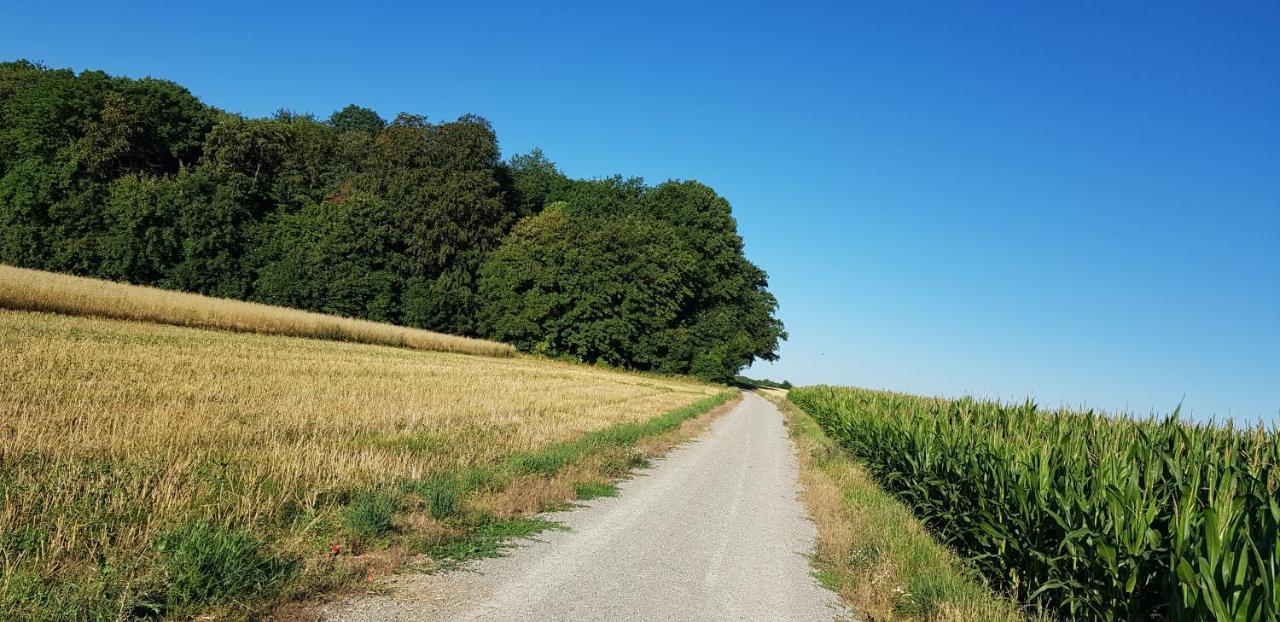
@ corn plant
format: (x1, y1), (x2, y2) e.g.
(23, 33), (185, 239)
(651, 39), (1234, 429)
(790, 386), (1279, 621)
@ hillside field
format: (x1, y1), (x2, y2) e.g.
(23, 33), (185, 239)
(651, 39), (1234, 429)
(0, 264), (515, 357)
(0, 272), (728, 620)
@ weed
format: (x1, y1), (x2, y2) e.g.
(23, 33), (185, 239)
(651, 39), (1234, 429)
(573, 481), (619, 500)
(342, 490), (397, 541)
(399, 466), (503, 521)
(156, 521), (295, 610)
(422, 517), (563, 567)
(596, 450), (647, 475)
(509, 447), (576, 477)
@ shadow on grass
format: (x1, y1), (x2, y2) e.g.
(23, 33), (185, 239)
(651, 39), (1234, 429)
(418, 516), (567, 572)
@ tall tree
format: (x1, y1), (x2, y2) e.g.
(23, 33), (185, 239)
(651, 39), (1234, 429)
(0, 61), (213, 274)
(251, 192), (400, 321)
(643, 180), (785, 379)
(328, 104), (385, 133)
(345, 114), (514, 334)
(479, 205), (697, 368)
(480, 171), (785, 381)
(0, 61), (785, 379)
(507, 148), (572, 216)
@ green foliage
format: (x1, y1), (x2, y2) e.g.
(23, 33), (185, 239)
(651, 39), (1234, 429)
(328, 104), (385, 133)
(0, 60), (783, 379)
(251, 193), (402, 320)
(480, 209), (698, 371)
(509, 442), (581, 477)
(341, 490), (397, 540)
(733, 375), (793, 389)
(0, 60), (213, 276)
(790, 386), (1280, 621)
(0, 562), (135, 622)
(507, 148), (573, 216)
(480, 174), (785, 381)
(424, 477), (462, 520)
(155, 521), (295, 610)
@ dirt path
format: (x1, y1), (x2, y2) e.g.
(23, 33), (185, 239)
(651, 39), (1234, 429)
(321, 392), (851, 621)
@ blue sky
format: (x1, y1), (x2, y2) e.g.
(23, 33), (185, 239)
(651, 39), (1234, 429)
(4, 1), (1277, 421)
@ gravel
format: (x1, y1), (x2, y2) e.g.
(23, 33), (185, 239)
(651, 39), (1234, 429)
(320, 391), (852, 621)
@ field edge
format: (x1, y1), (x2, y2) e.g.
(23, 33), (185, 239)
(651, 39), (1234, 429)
(762, 390), (1029, 622)
(0, 264), (516, 358)
(269, 390), (742, 621)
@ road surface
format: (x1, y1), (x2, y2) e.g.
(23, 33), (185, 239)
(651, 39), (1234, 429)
(321, 391), (851, 621)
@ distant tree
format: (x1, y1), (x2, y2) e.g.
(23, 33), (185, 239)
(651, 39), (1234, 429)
(483, 175), (786, 381)
(641, 181), (785, 379)
(74, 78), (212, 178)
(269, 113), (344, 209)
(328, 104), (385, 133)
(553, 175), (648, 218)
(507, 148), (572, 215)
(0, 61), (785, 380)
(252, 193), (400, 321)
(99, 173), (187, 284)
(171, 113), (345, 298)
(480, 177), (786, 382)
(479, 206), (697, 368)
(345, 113), (516, 334)
(732, 376), (794, 390)
(0, 61), (213, 275)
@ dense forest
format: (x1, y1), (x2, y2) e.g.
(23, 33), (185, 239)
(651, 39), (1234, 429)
(0, 60), (784, 381)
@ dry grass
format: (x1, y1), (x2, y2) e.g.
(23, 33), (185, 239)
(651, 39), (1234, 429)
(0, 264), (515, 357)
(272, 393), (743, 621)
(763, 392), (1034, 622)
(0, 309), (722, 619)
(463, 394), (741, 521)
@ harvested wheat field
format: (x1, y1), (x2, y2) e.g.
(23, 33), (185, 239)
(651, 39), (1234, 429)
(0, 264), (516, 357)
(0, 307), (724, 620)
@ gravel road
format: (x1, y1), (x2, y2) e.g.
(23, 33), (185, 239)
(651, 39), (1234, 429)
(321, 391), (851, 621)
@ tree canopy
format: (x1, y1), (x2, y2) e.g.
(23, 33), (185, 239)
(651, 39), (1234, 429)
(0, 60), (784, 381)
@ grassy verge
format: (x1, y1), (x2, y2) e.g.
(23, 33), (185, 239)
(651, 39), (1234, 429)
(406, 391), (738, 572)
(275, 390), (739, 617)
(761, 391), (1030, 622)
(0, 308), (726, 620)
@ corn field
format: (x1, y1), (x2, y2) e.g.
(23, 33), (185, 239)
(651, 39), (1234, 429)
(789, 386), (1280, 621)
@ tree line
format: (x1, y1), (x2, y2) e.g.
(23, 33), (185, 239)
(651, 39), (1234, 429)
(0, 60), (784, 381)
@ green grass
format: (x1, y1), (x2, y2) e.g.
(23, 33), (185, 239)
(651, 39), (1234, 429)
(420, 517), (565, 568)
(573, 481), (620, 500)
(341, 490), (398, 541)
(398, 467), (499, 520)
(505, 392), (735, 479)
(156, 521), (297, 614)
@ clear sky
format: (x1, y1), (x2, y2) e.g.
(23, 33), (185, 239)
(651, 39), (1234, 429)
(4, 1), (1277, 421)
